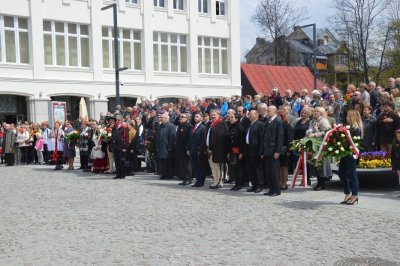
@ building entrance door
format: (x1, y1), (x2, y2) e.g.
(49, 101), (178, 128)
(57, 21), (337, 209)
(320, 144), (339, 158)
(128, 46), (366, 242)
(0, 95), (27, 124)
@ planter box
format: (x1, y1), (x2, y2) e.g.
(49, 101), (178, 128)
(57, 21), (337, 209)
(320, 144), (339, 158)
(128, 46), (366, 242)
(333, 167), (400, 188)
(356, 168), (399, 188)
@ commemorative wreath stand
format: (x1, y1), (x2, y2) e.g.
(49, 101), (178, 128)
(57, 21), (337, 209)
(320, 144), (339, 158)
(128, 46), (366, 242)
(290, 125), (360, 188)
(291, 150), (307, 188)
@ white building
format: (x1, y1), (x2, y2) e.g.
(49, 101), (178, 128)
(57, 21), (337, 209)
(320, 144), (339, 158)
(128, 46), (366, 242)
(0, 0), (241, 123)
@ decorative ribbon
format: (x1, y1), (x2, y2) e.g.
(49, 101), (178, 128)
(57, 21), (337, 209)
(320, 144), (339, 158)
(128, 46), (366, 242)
(314, 125), (360, 160)
(291, 149), (307, 188)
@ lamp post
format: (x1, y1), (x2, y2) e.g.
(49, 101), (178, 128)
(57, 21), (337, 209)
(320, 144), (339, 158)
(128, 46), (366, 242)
(298, 23), (317, 91)
(101, 3), (127, 107)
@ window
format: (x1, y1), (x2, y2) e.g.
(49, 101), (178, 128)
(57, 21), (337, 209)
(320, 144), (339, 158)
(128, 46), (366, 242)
(336, 54), (348, 66)
(153, 32), (187, 73)
(102, 27), (142, 70)
(0, 15), (30, 64)
(154, 0), (165, 8)
(198, 0), (208, 13)
(173, 0), (184, 10)
(43, 21), (90, 67)
(126, 0), (138, 4)
(198, 36), (228, 74)
(216, 0), (225, 16)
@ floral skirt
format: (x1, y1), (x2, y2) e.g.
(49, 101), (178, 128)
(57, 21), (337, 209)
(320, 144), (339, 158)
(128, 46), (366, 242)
(92, 154), (109, 173)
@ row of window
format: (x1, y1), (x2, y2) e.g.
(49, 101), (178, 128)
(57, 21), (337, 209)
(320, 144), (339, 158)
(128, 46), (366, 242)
(0, 16), (229, 75)
(125, 0), (226, 16)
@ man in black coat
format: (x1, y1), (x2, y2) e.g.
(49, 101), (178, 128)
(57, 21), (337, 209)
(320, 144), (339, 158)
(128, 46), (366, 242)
(189, 112), (206, 187)
(176, 113), (193, 185)
(111, 115), (129, 179)
(261, 105), (284, 196)
(156, 113), (177, 179)
(245, 110), (265, 193)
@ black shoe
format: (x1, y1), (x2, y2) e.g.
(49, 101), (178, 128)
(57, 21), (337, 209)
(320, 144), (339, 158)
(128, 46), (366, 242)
(313, 186), (325, 191)
(340, 198), (351, 204)
(264, 191), (273, 196)
(209, 184), (222, 189)
(5, 164), (14, 166)
(77, 167), (83, 170)
(160, 176), (167, 180)
(233, 186), (242, 191)
(281, 185), (288, 191)
(191, 183), (200, 187)
(254, 188), (263, 193)
(269, 193), (280, 197)
(247, 187), (257, 192)
(112, 176), (121, 179)
(179, 181), (191, 186)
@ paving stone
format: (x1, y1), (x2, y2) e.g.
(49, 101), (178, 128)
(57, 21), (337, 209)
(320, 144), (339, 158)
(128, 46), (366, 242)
(0, 164), (399, 265)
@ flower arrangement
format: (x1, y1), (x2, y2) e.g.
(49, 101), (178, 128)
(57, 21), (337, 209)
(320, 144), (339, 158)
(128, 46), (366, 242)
(65, 130), (80, 141)
(290, 137), (323, 168)
(358, 151), (391, 169)
(316, 125), (360, 162)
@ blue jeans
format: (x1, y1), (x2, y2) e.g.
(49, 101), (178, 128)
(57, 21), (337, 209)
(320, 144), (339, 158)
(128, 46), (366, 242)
(338, 156), (359, 196)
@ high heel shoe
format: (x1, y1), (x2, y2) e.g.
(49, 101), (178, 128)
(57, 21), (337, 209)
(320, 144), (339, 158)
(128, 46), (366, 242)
(340, 197), (351, 204)
(346, 197), (359, 205)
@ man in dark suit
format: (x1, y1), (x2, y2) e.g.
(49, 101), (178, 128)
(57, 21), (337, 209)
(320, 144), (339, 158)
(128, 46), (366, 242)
(111, 115), (129, 179)
(238, 106), (251, 187)
(245, 110), (265, 193)
(258, 103), (269, 123)
(176, 113), (193, 185)
(238, 106), (251, 131)
(261, 105), (284, 196)
(189, 112), (206, 187)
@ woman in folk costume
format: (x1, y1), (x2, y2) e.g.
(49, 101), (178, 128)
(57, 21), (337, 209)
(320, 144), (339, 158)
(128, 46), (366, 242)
(126, 120), (138, 176)
(104, 115), (116, 174)
(91, 125), (109, 174)
(63, 120), (77, 170)
(51, 121), (65, 170)
(78, 118), (93, 171)
(306, 107), (332, 190)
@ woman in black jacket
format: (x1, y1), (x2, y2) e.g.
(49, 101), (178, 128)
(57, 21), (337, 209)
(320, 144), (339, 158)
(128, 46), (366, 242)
(279, 109), (294, 190)
(362, 106), (376, 152)
(227, 113), (245, 190)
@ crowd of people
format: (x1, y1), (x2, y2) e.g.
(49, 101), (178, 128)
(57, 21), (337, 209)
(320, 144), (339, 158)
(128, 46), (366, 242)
(2, 77), (400, 202)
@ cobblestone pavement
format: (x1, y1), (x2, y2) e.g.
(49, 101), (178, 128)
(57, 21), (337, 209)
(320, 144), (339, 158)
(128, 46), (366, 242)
(0, 163), (399, 265)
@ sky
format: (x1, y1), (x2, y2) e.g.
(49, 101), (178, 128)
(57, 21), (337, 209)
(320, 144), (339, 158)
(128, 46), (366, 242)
(240, 0), (334, 59)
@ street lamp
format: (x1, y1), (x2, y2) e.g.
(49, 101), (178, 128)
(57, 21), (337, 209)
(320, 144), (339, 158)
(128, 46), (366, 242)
(298, 23), (317, 91)
(101, 3), (127, 107)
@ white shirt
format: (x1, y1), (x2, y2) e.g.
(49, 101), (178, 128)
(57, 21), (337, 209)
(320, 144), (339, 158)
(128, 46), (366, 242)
(206, 127), (211, 147)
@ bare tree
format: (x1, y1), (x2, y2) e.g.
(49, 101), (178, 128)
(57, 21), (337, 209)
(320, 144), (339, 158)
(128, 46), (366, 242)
(332, 0), (391, 83)
(251, 0), (309, 65)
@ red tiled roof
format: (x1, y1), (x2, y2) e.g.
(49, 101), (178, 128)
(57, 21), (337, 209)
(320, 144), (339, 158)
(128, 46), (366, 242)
(241, 64), (324, 95)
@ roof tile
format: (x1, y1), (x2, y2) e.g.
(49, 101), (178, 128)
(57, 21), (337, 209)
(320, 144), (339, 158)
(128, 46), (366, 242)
(241, 64), (324, 95)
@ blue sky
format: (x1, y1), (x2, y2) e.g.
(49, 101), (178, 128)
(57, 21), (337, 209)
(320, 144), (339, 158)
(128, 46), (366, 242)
(240, 0), (334, 59)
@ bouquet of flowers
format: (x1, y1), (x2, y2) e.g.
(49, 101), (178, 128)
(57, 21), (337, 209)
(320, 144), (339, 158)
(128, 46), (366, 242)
(65, 130), (80, 141)
(290, 137), (323, 168)
(316, 125), (360, 162)
(358, 151), (391, 169)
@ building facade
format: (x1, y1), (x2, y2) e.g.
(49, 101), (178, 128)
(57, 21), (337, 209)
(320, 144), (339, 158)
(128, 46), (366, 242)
(0, 0), (240, 123)
(245, 27), (352, 86)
